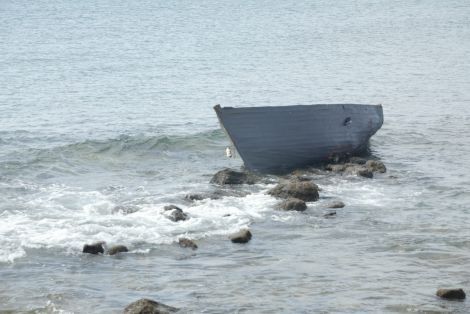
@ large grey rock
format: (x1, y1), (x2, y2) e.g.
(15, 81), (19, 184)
(268, 179), (319, 202)
(164, 205), (188, 222)
(108, 245), (128, 255)
(436, 288), (466, 300)
(278, 198), (307, 211)
(83, 242), (104, 255)
(178, 238), (198, 250)
(124, 298), (179, 314)
(210, 168), (258, 185)
(229, 229), (252, 244)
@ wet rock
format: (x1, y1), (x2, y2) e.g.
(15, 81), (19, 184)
(365, 160), (387, 173)
(436, 288), (466, 300)
(164, 205), (188, 222)
(324, 211), (337, 218)
(344, 165), (374, 178)
(124, 298), (179, 314)
(178, 238), (198, 250)
(326, 201), (345, 209)
(278, 198), (307, 211)
(184, 193), (206, 201)
(107, 245), (128, 255)
(164, 204), (183, 211)
(83, 242), (104, 255)
(210, 168), (258, 185)
(268, 179), (319, 202)
(229, 229), (252, 244)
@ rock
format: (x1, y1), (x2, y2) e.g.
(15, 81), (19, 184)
(326, 201), (345, 209)
(184, 193), (206, 201)
(229, 229), (252, 244)
(268, 179), (319, 202)
(164, 205), (188, 222)
(344, 165), (373, 178)
(365, 160), (387, 173)
(210, 168), (257, 185)
(83, 242), (104, 255)
(107, 245), (128, 255)
(178, 238), (198, 250)
(278, 198), (307, 211)
(436, 288), (466, 300)
(124, 298), (179, 314)
(164, 205), (182, 211)
(324, 211), (337, 218)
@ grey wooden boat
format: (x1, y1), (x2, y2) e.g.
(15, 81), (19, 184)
(214, 104), (383, 173)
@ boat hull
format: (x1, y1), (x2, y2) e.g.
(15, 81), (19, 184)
(215, 104), (383, 173)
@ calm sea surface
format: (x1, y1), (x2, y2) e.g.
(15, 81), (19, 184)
(1, 0), (470, 313)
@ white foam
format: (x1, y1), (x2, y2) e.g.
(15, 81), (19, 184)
(0, 183), (277, 263)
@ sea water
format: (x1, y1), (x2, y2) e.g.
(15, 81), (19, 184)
(1, 0), (470, 312)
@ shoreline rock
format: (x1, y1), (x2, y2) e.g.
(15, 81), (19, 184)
(107, 245), (128, 255)
(164, 205), (188, 222)
(268, 179), (319, 202)
(124, 298), (179, 314)
(229, 229), (252, 244)
(326, 201), (345, 209)
(436, 288), (466, 300)
(178, 238), (198, 250)
(83, 242), (105, 255)
(210, 168), (258, 185)
(278, 198), (307, 211)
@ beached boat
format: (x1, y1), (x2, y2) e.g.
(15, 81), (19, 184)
(214, 104), (383, 173)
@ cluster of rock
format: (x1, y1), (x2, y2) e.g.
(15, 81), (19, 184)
(326, 158), (386, 178)
(82, 242), (128, 256)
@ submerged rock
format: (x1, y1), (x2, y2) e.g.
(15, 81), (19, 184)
(278, 198), (307, 211)
(124, 298), (179, 314)
(324, 211), (337, 218)
(83, 242), (104, 255)
(229, 229), (252, 244)
(185, 189), (249, 202)
(326, 201), (345, 209)
(268, 179), (319, 202)
(326, 159), (386, 178)
(178, 238), (198, 250)
(107, 245), (128, 255)
(210, 168), (258, 185)
(164, 205), (188, 222)
(348, 156), (368, 165)
(436, 288), (466, 300)
(112, 205), (139, 215)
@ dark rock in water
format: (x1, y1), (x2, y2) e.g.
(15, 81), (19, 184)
(268, 179), (319, 202)
(365, 160), (387, 173)
(107, 245), (128, 255)
(436, 288), (466, 300)
(278, 198), (307, 211)
(324, 211), (337, 218)
(178, 238), (198, 250)
(348, 156), (368, 165)
(344, 165), (374, 178)
(164, 205), (188, 222)
(164, 204), (182, 211)
(229, 229), (252, 244)
(124, 298), (179, 314)
(210, 168), (258, 185)
(326, 201), (345, 209)
(184, 193), (206, 201)
(83, 242), (104, 255)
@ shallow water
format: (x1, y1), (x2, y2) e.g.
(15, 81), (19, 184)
(1, 0), (470, 313)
